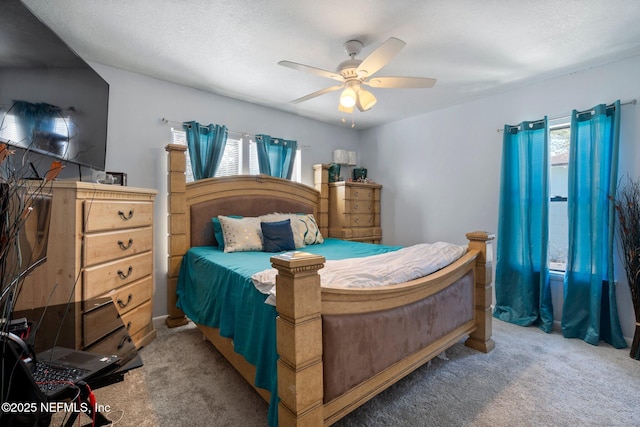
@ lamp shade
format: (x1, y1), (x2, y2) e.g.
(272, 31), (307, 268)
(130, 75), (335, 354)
(347, 151), (357, 165)
(340, 87), (357, 108)
(333, 149), (349, 165)
(338, 103), (354, 113)
(356, 88), (377, 111)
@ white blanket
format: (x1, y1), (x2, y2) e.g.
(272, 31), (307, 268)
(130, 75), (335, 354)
(252, 241), (467, 305)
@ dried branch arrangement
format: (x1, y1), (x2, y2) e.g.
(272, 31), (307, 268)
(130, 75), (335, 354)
(614, 175), (640, 360)
(0, 142), (62, 330)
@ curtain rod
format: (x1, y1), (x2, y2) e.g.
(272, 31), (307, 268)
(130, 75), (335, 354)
(496, 99), (637, 133)
(162, 118), (252, 138)
(160, 117), (310, 149)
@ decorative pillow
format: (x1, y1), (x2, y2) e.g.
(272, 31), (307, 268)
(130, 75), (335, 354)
(297, 214), (324, 245)
(260, 213), (306, 248)
(261, 219), (296, 253)
(218, 215), (263, 253)
(259, 213), (324, 246)
(212, 215), (242, 249)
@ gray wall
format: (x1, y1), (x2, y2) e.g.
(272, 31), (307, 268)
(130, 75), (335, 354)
(359, 54), (640, 341)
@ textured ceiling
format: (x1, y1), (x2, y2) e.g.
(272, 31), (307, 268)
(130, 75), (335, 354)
(20, 0), (640, 129)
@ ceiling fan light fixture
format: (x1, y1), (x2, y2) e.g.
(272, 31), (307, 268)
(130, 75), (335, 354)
(339, 87), (357, 108)
(279, 37), (437, 115)
(338, 103), (354, 113)
(357, 88), (377, 111)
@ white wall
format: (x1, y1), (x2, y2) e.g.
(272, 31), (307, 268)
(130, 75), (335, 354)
(89, 63), (359, 318)
(360, 54), (640, 342)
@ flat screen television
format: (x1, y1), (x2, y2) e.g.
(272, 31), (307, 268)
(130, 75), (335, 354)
(0, 0), (109, 173)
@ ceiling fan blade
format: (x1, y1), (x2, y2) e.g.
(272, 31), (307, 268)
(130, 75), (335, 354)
(356, 37), (406, 78)
(278, 60), (344, 82)
(365, 76), (437, 89)
(290, 85), (343, 104)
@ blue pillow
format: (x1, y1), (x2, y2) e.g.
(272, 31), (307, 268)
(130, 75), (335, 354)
(261, 219), (296, 253)
(212, 215), (242, 249)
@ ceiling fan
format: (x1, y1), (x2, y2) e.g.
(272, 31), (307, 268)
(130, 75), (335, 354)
(278, 37), (437, 113)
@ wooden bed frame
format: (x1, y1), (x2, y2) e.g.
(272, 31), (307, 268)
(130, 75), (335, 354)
(165, 144), (495, 426)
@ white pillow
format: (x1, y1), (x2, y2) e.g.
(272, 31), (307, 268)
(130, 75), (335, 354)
(218, 215), (263, 253)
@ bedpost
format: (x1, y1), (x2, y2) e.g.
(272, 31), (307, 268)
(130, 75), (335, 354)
(465, 231), (496, 353)
(165, 144), (189, 328)
(271, 252), (326, 427)
(312, 164), (329, 236)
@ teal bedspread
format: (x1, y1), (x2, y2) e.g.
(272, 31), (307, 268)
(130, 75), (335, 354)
(176, 238), (401, 426)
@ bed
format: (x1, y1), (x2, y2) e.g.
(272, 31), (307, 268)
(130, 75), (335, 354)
(165, 144), (495, 426)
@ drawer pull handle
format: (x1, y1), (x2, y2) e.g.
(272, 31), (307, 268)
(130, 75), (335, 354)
(118, 210), (134, 221)
(118, 238), (134, 250)
(353, 217), (360, 224)
(353, 203), (359, 211)
(126, 321), (132, 330)
(117, 293), (134, 308)
(118, 335), (133, 350)
(117, 266), (133, 280)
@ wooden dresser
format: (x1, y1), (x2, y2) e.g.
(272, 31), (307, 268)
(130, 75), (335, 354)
(313, 164), (382, 243)
(15, 181), (157, 353)
(328, 181), (382, 243)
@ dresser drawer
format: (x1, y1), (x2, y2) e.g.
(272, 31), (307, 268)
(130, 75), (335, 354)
(83, 301), (123, 347)
(83, 227), (153, 267)
(346, 213), (375, 227)
(120, 300), (152, 337)
(84, 200), (154, 232)
(109, 277), (153, 316)
(345, 187), (375, 201)
(328, 226), (382, 241)
(130, 323), (155, 349)
(344, 200), (374, 214)
(83, 252), (152, 299)
(85, 326), (134, 358)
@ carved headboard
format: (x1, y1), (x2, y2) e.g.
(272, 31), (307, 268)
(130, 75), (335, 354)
(190, 194), (316, 247)
(165, 143), (325, 326)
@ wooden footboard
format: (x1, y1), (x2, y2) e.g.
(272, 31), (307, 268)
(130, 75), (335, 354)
(271, 232), (495, 426)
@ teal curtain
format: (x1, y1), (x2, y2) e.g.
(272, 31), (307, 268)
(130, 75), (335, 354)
(255, 134), (297, 179)
(562, 101), (627, 348)
(183, 121), (228, 180)
(494, 118), (554, 333)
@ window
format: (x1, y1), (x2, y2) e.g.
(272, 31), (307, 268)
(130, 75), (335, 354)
(548, 123), (570, 271)
(171, 128), (301, 183)
(248, 140), (302, 182)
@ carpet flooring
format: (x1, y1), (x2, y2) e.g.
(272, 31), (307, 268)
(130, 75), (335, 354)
(62, 318), (639, 427)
